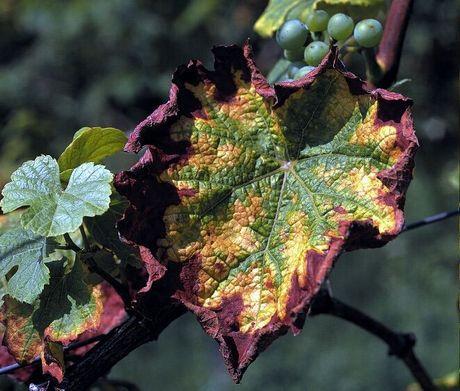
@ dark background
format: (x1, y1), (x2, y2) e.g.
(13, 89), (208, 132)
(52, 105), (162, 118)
(0, 0), (457, 390)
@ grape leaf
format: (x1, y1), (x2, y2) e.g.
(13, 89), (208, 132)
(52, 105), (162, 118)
(0, 281), (126, 384)
(85, 194), (140, 266)
(58, 127), (127, 181)
(2, 260), (103, 363)
(41, 339), (65, 383)
(0, 210), (22, 235)
(114, 43), (417, 381)
(254, 0), (385, 38)
(0, 156), (113, 237)
(0, 228), (56, 304)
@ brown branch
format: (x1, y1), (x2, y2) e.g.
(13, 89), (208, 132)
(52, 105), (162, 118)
(368, 0), (414, 87)
(55, 304), (186, 390)
(310, 290), (437, 391)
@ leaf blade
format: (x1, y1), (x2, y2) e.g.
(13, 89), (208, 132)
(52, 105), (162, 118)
(115, 43), (417, 381)
(58, 127), (127, 173)
(1, 156), (113, 237)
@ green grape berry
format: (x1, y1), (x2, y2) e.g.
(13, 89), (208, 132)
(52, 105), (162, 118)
(294, 66), (316, 80)
(327, 13), (354, 41)
(284, 47), (305, 62)
(305, 10), (330, 32)
(304, 41), (329, 66)
(287, 61), (306, 78)
(278, 73), (292, 82)
(354, 19), (383, 48)
(276, 19), (309, 50)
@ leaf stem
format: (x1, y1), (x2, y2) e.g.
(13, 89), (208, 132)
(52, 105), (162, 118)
(310, 290), (437, 391)
(63, 233), (81, 253)
(64, 229), (131, 309)
(79, 225), (91, 251)
(402, 209), (459, 232)
(362, 47), (383, 86)
(375, 0), (414, 88)
(85, 256), (132, 309)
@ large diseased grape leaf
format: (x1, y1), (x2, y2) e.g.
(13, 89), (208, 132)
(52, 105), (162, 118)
(254, 0), (385, 38)
(0, 156), (113, 237)
(114, 43), (417, 381)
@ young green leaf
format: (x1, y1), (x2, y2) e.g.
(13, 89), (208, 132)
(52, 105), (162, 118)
(59, 127), (127, 180)
(115, 43), (417, 382)
(0, 228), (55, 304)
(254, 0), (385, 38)
(0, 156), (113, 237)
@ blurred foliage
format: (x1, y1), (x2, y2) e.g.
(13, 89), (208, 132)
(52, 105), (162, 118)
(0, 0), (457, 390)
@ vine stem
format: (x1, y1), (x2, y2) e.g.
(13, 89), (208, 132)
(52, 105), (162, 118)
(367, 0), (414, 88)
(57, 305), (186, 390)
(402, 209), (459, 232)
(63, 233), (81, 253)
(64, 231), (132, 309)
(310, 290), (437, 391)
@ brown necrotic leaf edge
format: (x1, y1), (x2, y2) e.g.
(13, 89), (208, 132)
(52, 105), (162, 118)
(114, 42), (417, 382)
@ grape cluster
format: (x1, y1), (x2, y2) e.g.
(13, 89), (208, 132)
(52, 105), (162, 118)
(273, 10), (383, 81)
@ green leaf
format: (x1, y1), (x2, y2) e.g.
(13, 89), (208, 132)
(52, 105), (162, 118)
(3, 259), (105, 363)
(0, 228), (55, 304)
(85, 194), (139, 266)
(58, 126), (127, 180)
(0, 155), (113, 237)
(254, 0), (385, 38)
(0, 210), (23, 235)
(115, 44), (417, 381)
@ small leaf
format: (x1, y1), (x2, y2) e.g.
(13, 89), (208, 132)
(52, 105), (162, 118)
(58, 127), (127, 174)
(0, 228), (55, 304)
(254, 0), (385, 38)
(0, 156), (113, 237)
(115, 44), (417, 381)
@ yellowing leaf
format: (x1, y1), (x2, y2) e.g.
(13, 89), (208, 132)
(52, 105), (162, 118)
(254, 0), (385, 38)
(114, 44), (417, 381)
(2, 260), (104, 364)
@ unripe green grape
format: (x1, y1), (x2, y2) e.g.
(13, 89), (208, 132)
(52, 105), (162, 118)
(284, 47), (305, 62)
(327, 13), (354, 41)
(294, 66), (316, 80)
(276, 19), (309, 50)
(287, 61), (306, 78)
(304, 41), (329, 66)
(278, 73), (292, 82)
(305, 10), (330, 32)
(354, 19), (383, 48)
